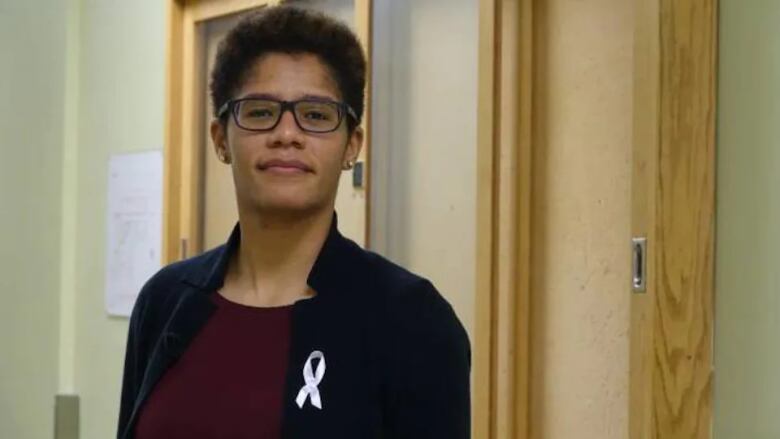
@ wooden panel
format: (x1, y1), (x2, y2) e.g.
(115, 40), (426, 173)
(189, 0), (278, 23)
(495, 0), (520, 434)
(474, 0), (498, 435)
(630, 0), (659, 436)
(163, 0), (185, 262)
(475, 0), (532, 437)
(654, 0), (716, 436)
(512, 1), (533, 437)
(630, 0), (717, 438)
(179, 8), (206, 255)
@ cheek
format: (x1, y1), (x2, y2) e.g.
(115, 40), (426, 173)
(228, 135), (263, 166)
(319, 145), (348, 175)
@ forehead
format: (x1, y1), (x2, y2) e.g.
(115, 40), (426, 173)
(237, 52), (341, 100)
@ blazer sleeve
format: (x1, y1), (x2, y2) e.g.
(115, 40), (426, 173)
(116, 274), (158, 438)
(385, 278), (472, 438)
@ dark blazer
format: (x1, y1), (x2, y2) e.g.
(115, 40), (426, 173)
(117, 211), (471, 439)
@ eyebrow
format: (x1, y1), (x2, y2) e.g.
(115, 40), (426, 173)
(238, 92), (340, 102)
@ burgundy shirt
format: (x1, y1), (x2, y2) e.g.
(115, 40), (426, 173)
(134, 292), (294, 439)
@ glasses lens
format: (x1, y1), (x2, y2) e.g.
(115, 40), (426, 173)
(236, 99), (281, 130)
(294, 101), (341, 132)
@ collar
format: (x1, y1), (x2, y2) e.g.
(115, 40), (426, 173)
(180, 211), (350, 297)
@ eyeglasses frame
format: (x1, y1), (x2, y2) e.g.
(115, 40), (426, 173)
(216, 97), (359, 134)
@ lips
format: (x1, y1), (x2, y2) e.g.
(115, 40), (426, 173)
(257, 159), (313, 173)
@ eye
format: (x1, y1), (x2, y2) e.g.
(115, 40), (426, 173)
(238, 99), (278, 120)
(245, 108), (274, 119)
(303, 110), (332, 121)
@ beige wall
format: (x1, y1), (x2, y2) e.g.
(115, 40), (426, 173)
(369, 0), (478, 339)
(0, 1), (69, 438)
(530, 0), (632, 437)
(715, 1), (780, 437)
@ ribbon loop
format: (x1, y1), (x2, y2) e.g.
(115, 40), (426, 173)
(295, 350), (326, 409)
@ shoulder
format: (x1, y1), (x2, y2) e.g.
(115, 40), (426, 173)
(347, 242), (470, 351)
(384, 272), (470, 355)
(141, 246), (219, 295)
(355, 248), (471, 421)
(129, 245), (224, 325)
(340, 237), (434, 303)
(357, 244), (451, 314)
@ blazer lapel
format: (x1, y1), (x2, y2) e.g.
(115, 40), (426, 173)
(124, 286), (216, 436)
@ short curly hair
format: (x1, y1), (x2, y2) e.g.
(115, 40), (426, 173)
(209, 5), (366, 132)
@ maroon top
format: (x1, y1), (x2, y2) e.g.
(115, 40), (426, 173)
(134, 292), (294, 439)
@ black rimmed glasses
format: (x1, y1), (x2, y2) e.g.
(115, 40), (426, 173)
(217, 97), (358, 133)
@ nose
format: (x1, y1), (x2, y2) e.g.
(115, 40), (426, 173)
(267, 108), (304, 148)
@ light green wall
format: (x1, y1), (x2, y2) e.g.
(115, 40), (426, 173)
(715, 2), (780, 438)
(0, 0), (164, 436)
(74, 0), (166, 437)
(0, 2), (68, 438)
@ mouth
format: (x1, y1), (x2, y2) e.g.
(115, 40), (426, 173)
(257, 159), (313, 175)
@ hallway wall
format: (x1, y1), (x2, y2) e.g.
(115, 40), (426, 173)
(715, 1), (780, 437)
(0, 1), (69, 438)
(72, 0), (166, 437)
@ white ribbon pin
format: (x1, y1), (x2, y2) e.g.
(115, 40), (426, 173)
(295, 350), (326, 410)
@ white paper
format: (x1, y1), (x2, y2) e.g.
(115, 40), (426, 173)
(105, 150), (163, 317)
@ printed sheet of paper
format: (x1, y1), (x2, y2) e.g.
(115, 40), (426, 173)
(105, 150), (163, 317)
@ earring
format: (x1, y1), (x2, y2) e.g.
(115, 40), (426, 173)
(219, 152), (230, 163)
(343, 160), (354, 170)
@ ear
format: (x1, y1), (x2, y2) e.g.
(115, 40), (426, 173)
(343, 126), (364, 167)
(210, 119), (231, 164)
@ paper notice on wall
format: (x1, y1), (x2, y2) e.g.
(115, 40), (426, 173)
(105, 150), (163, 317)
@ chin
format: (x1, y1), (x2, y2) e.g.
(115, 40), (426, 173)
(252, 194), (323, 216)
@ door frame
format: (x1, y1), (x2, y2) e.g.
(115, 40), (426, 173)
(630, 0), (717, 438)
(474, 0), (533, 438)
(163, 0), (373, 262)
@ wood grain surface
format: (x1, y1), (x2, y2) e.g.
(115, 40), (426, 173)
(631, 0), (717, 437)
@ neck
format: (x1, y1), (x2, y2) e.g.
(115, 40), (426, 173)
(224, 206), (334, 307)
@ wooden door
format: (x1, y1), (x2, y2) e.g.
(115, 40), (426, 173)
(201, 12), (243, 251)
(630, 0), (717, 438)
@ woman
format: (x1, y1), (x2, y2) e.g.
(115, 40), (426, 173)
(117, 6), (470, 439)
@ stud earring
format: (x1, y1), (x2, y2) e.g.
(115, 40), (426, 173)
(344, 160), (354, 170)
